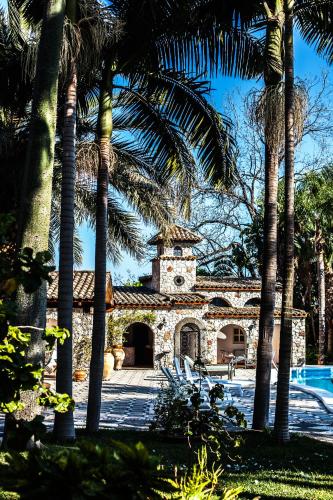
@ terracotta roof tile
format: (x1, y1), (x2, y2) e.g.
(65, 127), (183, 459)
(148, 225), (202, 245)
(205, 305), (306, 319)
(113, 287), (170, 307)
(48, 271), (111, 303)
(113, 289), (208, 307)
(195, 276), (282, 291)
(167, 293), (208, 305)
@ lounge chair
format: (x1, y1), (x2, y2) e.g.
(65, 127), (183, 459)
(183, 359), (234, 405)
(183, 356), (243, 396)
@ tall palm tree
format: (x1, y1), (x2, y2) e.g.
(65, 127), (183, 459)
(11, 0), (66, 420)
(274, 0), (296, 443)
(53, 0), (78, 443)
(86, 65), (237, 432)
(54, 0), (112, 443)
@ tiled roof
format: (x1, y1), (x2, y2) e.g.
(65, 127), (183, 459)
(168, 293), (208, 305)
(113, 287), (170, 307)
(148, 225), (202, 245)
(48, 271), (112, 303)
(196, 276), (272, 291)
(205, 305), (307, 319)
(113, 288), (208, 307)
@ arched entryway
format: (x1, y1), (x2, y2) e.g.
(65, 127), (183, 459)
(217, 324), (246, 363)
(124, 322), (154, 367)
(180, 323), (200, 362)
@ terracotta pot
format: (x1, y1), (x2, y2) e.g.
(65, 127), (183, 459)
(112, 347), (125, 370)
(73, 369), (87, 382)
(103, 351), (115, 380)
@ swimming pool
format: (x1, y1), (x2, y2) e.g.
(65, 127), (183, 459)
(290, 366), (333, 394)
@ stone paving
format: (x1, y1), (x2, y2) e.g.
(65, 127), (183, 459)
(1, 369), (333, 442)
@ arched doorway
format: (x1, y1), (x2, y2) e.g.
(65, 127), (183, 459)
(125, 322), (154, 367)
(180, 323), (200, 363)
(217, 324), (246, 363)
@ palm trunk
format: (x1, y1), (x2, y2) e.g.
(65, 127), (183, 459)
(53, 63), (77, 441)
(86, 61), (113, 433)
(274, 0), (295, 444)
(15, 0), (66, 422)
(252, 145), (279, 429)
(316, 220), (326, 364)
(252, 0), (284, 430)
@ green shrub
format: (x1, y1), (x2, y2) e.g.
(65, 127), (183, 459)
(1, 441), (242, 499)
(150, 382), (246, 460)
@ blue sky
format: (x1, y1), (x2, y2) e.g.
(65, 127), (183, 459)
(2, 0), (332, 281)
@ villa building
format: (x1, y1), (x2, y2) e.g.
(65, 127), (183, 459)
(47, 225), (306, 369)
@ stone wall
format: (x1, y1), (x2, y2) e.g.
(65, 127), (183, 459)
(47, 303), (306, 370)
(151, 257), (197, 294)
(47, 309), (110, 370)
(199, 289), (282, 308)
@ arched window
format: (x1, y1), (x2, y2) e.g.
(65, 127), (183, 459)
(244, 297), (261, 307)
(173, 246), (183, 256)
(211, 297), (231, 307)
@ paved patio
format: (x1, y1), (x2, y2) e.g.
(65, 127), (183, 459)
(1, 369), (333, 441)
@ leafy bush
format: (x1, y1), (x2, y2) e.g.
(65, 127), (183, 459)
(164, 446), (242, 500)
(150, 382), (246, 460)
(1, 441), (242, 499)
(0, 213), (74, 449)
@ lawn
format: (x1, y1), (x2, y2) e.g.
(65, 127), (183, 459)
(0, 430), (332, 499)
(84, 430), (333, 499)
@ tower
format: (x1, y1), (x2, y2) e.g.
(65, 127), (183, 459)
(148, 225), (202, 294)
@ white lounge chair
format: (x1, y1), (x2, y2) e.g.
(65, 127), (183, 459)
(183, 356), (243, 397)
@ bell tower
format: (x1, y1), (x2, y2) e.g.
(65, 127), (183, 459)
(148, 225), (202, 294)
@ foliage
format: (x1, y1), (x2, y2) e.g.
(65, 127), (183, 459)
(0, 439), (242, 500)
(150, 378), (246, 461)
(0, 213), (74, 447)
(164, 446), (242, 500)
(1, 440), (172, 499)
(72, 333), (92, 370)
(0, 325), (73, 415)
(107, 311), (156, 347)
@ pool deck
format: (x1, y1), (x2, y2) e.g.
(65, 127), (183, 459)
(0, 368), (332, 442)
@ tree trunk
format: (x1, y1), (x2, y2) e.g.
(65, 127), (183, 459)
(252, 0), (284, 430)
(252, 145), (279, 429)
(86, 62), (113, 433)
(316, 221), (326, 364)
(15, 0), (66, 422)
(274, 0), (295, 444)
(53, 63), (77, 441)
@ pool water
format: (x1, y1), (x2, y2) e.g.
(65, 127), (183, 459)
(291, 366), (333, 394)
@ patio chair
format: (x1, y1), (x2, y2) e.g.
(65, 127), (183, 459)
(183, 359), (236, 401)
(183, 356), (243, 396)
(173, 357), (188, 383)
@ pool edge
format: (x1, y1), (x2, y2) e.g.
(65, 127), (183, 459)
(290, 382), (333, 414)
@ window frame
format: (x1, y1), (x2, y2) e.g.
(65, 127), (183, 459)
(233, 327), (245, 344)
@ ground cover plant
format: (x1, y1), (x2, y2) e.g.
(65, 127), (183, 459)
(77, 430), (333, 500)
(0, 430), (327, 500)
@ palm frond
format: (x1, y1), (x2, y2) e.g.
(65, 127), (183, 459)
(296, 0), (333, 64)
(129, 71), (237, 188)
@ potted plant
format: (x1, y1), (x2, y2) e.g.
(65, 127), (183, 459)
(107, 324), (126, 370)
(103, 348), (115, 379)
(73, 334), (91, 381)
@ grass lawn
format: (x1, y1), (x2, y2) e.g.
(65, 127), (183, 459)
(83, 429), (333, 499)
(0, 429), (333, 499)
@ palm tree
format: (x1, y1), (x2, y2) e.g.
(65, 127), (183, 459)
(53, 0), (78, 442)
(9, 0), (66, 420)
(86, 64), (237, 432)
(274, 0), (296, 443)
(54, 0), (112, 443)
